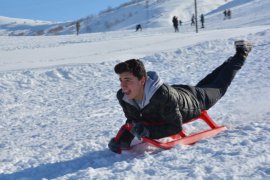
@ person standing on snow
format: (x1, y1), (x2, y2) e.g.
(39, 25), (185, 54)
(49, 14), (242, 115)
(136, 24), (142, 32)
(108, 40), (252, 153)
(179, 19), (182, 26)
(223, 9), (228, 20)
(227, 9), (232, 19)
(76, 21), (80, 35)
(200, 14), (205, 28)
(191, 14), (195, 26)
(172, 16), (179, 32)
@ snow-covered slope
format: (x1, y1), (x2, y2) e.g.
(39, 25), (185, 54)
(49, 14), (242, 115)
(0, 0), (269, 179)
(2, 0), (269, 36)
(0, 0), (230, 36)
(75, 0), (229, 33)
(207, 0), (270, 29)
(0, 16), (58, 36)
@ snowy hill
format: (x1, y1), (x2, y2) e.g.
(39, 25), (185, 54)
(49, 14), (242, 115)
(0, 0), (270, 179)
(2, 0), (269, 36)
(0, 16), (58, 36)
(1, 0), (229, 36)
(74, 0), (229, 34)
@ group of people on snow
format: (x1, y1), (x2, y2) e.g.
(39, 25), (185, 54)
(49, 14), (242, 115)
(137, 13), (205, 33)
(74, 8), (233, 35)
(191, 14), (204, 28)
(173, 13), (205, 32)
(224, 9), (232, 20)
(74, 8), (232, 35)
(171, 8), (233, 33)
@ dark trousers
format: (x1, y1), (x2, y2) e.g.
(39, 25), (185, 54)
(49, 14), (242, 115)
(194, 53), (246, 110)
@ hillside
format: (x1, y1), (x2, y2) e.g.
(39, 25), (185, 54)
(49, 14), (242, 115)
(2, 0), (269, 36)
(0, 16), (58, 36)
(1, 0), (229, 36)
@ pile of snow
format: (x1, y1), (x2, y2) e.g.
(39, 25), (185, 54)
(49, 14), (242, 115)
(0, 0), (269, 179)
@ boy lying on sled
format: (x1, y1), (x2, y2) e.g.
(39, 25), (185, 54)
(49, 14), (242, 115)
(108, 40), (252, 153)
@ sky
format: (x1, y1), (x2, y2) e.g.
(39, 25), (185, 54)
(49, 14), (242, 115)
(0, 0), (131, 22)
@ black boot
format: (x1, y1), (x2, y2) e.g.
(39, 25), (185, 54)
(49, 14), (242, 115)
(228, 40), (253, 66)
(234, 40), (252, 58)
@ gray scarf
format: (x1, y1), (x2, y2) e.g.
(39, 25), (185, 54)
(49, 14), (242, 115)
(123, 71), (163, 109)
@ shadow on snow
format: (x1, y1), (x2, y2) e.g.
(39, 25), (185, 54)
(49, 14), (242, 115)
(0, 149), (141, 180)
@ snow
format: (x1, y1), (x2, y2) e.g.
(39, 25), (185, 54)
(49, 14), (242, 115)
(0, 0), (270, 179)
(0, 16), (54, 25)
(0, 0), (230, 36)
(0, 16), (57, 36)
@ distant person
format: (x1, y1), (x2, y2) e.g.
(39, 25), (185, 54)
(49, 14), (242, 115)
(191, 14), (195, 26)
(200, 14), (205, 28)
(223, 9), (228, 20)
(179, 19), (182, 26)
(172, 16), (179, 32)
(76, 21), (80, 35)
(227, 9), (232, 19)
(135, 24), (142, 31)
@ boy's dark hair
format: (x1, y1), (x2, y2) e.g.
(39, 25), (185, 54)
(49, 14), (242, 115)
(114, 59), (147, 80)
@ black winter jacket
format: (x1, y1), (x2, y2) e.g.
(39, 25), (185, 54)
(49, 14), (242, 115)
(117, 83), (201, 139)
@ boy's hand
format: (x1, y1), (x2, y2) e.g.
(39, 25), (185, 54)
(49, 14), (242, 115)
(108, 138), (121, 153)
(130, 122), (149, 140)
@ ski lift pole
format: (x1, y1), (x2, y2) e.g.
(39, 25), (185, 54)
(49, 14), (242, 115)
(146, 0), (149, 28)
(194, 0), (198, 33)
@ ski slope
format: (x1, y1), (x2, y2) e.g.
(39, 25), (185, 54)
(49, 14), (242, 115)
(0, 0), (270, 179)
(0, 0), (231, 36)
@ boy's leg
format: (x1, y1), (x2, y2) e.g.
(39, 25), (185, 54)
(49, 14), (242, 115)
(196, 60), (230, 87)
(195, 40), (252, 110)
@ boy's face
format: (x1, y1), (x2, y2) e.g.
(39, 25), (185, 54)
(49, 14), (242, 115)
(119, 72), (146, 100)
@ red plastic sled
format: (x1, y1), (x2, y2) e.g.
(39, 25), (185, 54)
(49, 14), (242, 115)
(141, 111), (227, 149)
(116, 111), (227, 153)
